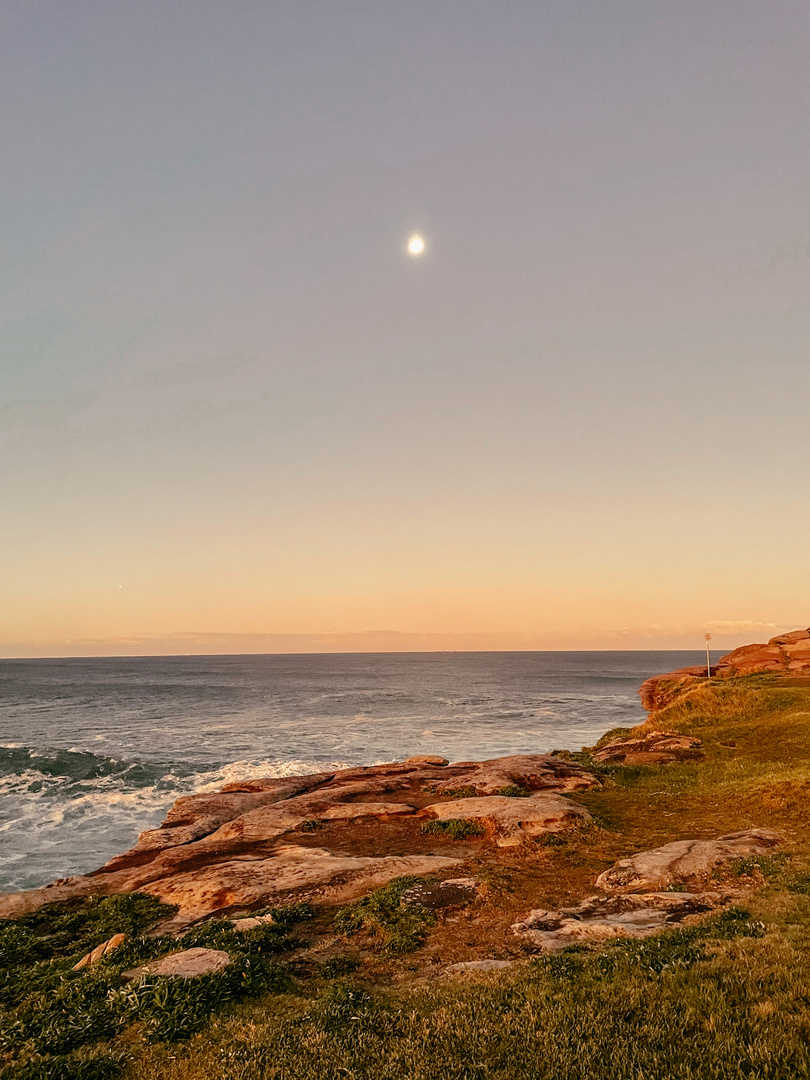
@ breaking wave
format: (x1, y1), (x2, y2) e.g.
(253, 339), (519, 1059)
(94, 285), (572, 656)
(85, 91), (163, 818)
(0, 746), (356, 893)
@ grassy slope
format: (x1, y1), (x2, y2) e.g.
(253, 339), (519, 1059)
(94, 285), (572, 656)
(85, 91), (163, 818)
(6, 678), (810, 1079)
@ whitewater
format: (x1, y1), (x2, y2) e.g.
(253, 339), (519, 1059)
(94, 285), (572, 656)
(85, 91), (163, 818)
(0, 651), (697, 891)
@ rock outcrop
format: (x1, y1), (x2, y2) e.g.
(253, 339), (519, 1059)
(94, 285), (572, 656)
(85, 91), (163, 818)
(639, 627), (810, 711)
(594, 828), (781, 893)
(0, 753), (598, 927)
(421, 792), (590, 847)
(510, 826), (781, 951)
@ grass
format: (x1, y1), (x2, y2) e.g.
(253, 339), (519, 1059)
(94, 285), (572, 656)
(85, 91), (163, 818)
(0, 896), (308, 1078)
(128, 890), (810, 1080)
(424, 786), (480, 799)
(419, 818), (485, 840)
(333, 877), (436, 954)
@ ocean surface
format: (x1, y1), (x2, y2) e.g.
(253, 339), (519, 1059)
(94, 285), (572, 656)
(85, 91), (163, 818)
(0, 651), (699, 891)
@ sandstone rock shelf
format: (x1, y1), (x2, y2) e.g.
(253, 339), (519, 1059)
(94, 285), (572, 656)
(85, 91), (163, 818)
(0, 753), (598, 927)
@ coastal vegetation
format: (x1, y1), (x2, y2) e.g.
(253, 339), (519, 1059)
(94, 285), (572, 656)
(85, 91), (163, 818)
(2, 675), (810, 1078)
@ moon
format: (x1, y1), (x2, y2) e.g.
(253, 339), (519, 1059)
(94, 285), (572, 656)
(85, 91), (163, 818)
(407, 233), (426, 257)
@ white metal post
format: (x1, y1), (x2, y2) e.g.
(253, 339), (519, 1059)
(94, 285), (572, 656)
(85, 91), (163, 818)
(704, 633), (712, 677)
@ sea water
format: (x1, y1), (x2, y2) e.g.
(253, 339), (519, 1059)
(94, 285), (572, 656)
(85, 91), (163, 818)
(0, 651), (698, 891)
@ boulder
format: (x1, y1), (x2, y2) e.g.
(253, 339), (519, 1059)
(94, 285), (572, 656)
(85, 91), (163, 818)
(124, 947), (230, 980)
(594, 829), (781, 893)
(421, 792), (590, 847)
(72, 932), (127, 970)
(593, 732), (703, 766)
(230, 913), (277, 931)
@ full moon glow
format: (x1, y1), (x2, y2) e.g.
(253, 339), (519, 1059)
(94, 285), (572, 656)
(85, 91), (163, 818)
(407, 233), (426, 256)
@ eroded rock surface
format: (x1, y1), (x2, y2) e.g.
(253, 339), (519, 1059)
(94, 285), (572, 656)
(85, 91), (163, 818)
(72, 933), (127, 970)
(0, 753), (595, 924)
(422, 792), (590, 847)
(595, 829), (781, 893)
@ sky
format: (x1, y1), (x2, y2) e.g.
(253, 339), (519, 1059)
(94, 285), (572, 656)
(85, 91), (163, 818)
(1, 1), (809, 657)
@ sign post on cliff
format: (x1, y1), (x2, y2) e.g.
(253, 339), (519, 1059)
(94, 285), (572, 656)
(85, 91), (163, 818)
(704, 633), (712, 677)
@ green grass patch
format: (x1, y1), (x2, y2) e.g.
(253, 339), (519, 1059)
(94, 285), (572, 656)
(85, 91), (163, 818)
(419, 818), (485, 840)
(333, 877), (435, 954)
(0, 894), (308, 1077)
(318, 956), (361, 978)
(494, 785), (531, 797)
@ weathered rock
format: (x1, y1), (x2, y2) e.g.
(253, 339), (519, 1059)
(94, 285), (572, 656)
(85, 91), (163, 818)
(230, 913), (277, 931)
(714, 644), (786, 677)
(769, 629), (810, 646)
(220, 772), (336, 794)
(128, 776), (339, 856)
(510, 892), (721, 950)
(593, 732), (703, 766)
(211, 794), (417, 843)
(638, 669), (708, 712)
(431, 754), (598, 796)
(124, 947), (231, 980)
(0, 877), (103, 920)
(142, 847), (462, 928)
(422, 792), (590, 847)
(0, 752), (597, 923)
(72, 933), (127, 970)
(595, 829), (782, 893)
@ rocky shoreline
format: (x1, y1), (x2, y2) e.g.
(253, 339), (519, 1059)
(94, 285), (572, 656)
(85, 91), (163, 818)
(3, 631), (807, 971)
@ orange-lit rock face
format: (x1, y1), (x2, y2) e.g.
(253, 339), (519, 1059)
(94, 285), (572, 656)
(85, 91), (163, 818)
(639, 627), (810, 712)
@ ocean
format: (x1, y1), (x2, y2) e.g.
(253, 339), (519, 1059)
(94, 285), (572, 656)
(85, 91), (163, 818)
(0, 651), (697, 892)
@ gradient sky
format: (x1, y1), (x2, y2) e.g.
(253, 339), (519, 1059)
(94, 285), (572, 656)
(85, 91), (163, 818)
(2, 1), (810, 656)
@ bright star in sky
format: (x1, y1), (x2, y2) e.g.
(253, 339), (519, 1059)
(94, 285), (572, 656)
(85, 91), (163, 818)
(407, 233), (426, 257)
